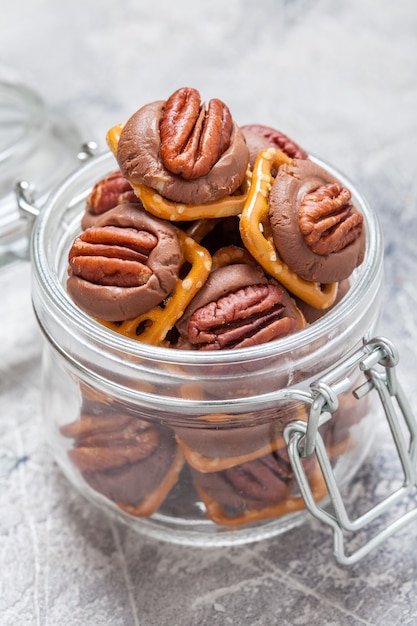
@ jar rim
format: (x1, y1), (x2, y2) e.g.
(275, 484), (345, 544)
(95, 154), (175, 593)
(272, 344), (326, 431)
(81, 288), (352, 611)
(31, 150), (384, 367)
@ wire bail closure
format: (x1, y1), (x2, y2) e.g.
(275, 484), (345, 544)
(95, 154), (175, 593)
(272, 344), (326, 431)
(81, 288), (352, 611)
(284, 336), (417, 565)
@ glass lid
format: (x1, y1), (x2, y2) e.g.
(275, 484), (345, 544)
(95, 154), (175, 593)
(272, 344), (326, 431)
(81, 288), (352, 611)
(0, 79), (90, 267)
(0, 80), (44, 173)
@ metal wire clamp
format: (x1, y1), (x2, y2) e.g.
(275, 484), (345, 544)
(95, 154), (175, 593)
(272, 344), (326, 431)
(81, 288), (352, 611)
(284, 336), (417, 565)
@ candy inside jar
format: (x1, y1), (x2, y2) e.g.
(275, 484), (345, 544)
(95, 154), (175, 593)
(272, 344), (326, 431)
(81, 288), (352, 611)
(31, 87), (384, 545)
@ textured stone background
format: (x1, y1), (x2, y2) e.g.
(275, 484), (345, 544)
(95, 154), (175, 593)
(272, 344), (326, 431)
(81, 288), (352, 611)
(1, 0), (417, 624)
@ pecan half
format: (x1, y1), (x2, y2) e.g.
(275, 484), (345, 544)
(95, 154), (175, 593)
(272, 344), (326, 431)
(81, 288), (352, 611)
(188, 283), (298, 350)
(299, 182), (363, 256)
(86, 170), (139, 216)
(61, 415), (151, 445)
(68, 427), (160, 472)
(69, 225), (157, 287)
(60, 413), (137, 439)
(176, 264), (300, 350)
(224, 451), (292, 502)
(61, 410), (161, 473)
(159, 87), (233, 180)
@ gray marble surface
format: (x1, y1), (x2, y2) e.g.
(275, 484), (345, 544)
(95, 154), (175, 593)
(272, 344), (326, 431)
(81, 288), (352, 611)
(1, 0), (417, 624)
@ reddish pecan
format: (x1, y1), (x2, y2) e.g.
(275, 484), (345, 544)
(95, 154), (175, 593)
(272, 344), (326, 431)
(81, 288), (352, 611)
(224, 452), (292, 503)
(61, 411), (161, 473)
(67, 427), (160, 473)
(299, 182), (364, 255)
(68, 225), (158, 287)
(66, 418), (153, 448)
(86, 170), (139, 216)
(241, 124), (308, 160)
(224, 447), (316, 504)
(159, 87), (233, 180)
(60, 414), (137, 439)
(187, 284), (298, 350)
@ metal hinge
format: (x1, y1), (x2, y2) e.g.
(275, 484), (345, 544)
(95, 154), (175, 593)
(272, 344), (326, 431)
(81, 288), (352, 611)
(284, 336), (417, 565)
(15, 141), (99, 222)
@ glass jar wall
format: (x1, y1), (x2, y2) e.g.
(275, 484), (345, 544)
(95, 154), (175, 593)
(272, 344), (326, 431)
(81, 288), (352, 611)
(31, 151), (384, 546)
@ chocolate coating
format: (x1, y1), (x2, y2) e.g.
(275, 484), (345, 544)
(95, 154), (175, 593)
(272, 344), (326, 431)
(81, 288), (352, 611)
(269, 159), (366, 283)
(117, 100), (249, 204)
(67, 204), (181, 321)
(241, 129), (274, 168)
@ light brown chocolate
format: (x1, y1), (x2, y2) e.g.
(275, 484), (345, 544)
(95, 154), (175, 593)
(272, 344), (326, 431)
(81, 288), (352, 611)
(241, 128), (274, 168)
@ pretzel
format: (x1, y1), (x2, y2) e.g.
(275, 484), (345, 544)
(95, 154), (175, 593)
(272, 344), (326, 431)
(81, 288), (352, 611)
(101, 229), (212, 346)
(185, 218), (220, 243)
(106, 123), (125, 154)
(211, 245), (257, 270)
(239, 148), (338, 309)
(130, 173), (251, 221)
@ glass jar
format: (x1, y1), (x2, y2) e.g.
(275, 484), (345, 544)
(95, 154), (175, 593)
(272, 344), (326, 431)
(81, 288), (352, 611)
(29, 150), (391, 550)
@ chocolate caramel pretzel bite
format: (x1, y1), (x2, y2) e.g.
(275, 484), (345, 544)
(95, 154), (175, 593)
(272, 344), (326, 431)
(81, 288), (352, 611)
(81, 170), (140, 229)
(269, 158), (366, 284)
(239, 148), (339, 309)
(110, 87), (250, 213)
(60, 399), (184, 517)
(191, 445), (327, 527)
(67, 204), (182, 321)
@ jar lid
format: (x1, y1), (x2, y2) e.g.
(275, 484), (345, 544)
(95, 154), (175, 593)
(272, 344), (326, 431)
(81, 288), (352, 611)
(0, 79), (90, 267)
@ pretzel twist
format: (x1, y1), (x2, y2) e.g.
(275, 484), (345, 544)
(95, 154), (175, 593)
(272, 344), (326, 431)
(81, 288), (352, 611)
(239, 148), (338, 309)
(211, 245), (257, 270)
(101, 229), (212, 346)
(185, 218), (220, 243)
(106, 123), (124, 154)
